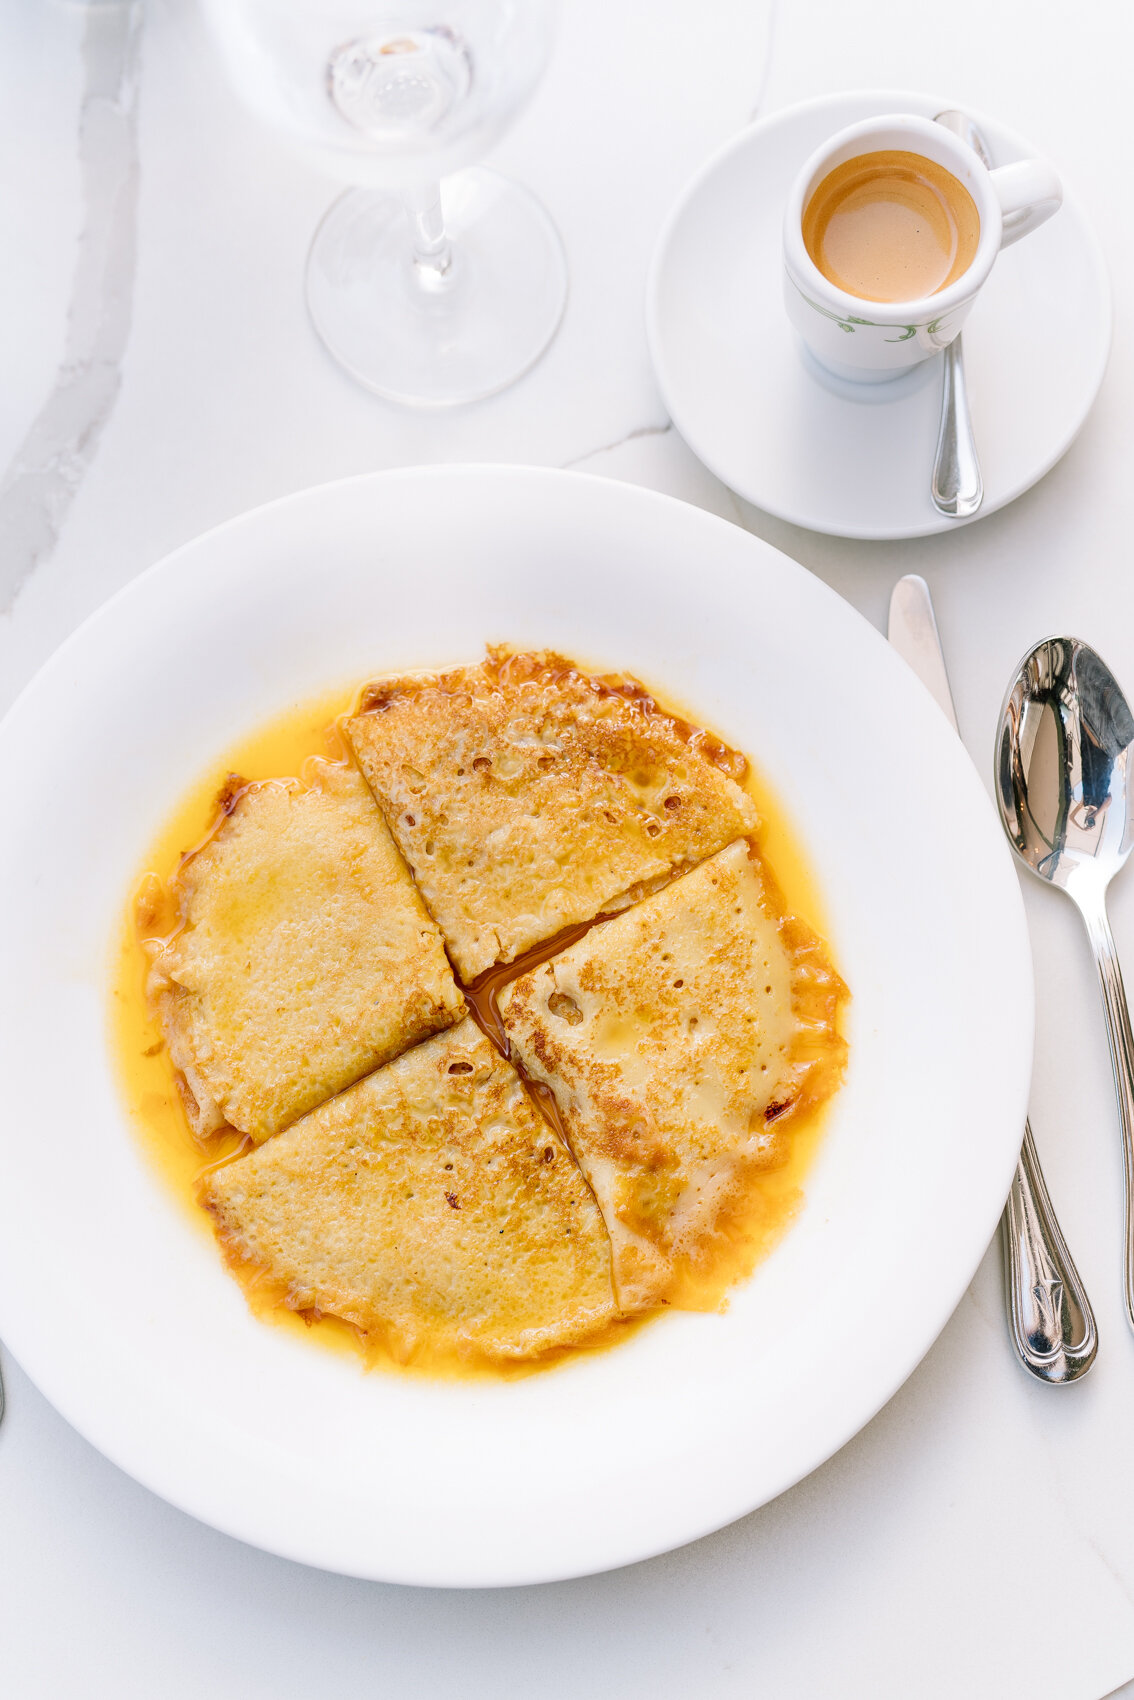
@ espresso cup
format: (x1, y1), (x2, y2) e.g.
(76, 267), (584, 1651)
(782, 113), (1062, 383)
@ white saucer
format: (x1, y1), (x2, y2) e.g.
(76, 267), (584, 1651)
(647, 91), (1111, 540)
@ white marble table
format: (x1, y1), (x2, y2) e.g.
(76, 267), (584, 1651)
(3, 2), (1134, 1695)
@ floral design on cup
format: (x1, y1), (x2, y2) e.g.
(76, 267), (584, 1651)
(789, 278), (952, 343)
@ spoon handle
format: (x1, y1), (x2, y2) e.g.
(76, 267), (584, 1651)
(1002, 1121), (1097, 1380)
(930, 335), (983, 520)
(1081, 897), (1134, 1331)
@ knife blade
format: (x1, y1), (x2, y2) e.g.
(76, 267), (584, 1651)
(887, 574), (960, 731)
(886, 572), (1097, 1383)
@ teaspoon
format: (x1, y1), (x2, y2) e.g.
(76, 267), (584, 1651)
(996, 637), (1134, 1332)
(931, 110), (986, 520)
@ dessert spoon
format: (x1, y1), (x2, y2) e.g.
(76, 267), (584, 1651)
(996, 637), (1134, 1333)
(930, 110), (987, 520)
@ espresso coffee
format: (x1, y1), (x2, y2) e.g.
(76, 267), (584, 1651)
(803, 149), (980, 303)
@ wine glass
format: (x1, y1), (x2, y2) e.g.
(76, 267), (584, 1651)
(200, 0), (565, 406)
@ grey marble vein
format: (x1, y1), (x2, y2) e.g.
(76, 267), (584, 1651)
(561, 418), (672, 470)
(0, 1), (143, 614)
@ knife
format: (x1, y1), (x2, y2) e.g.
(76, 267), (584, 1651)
(888, 574), (1097, 1383)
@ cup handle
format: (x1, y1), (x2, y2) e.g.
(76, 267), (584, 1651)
(990, 158), (1062, 248)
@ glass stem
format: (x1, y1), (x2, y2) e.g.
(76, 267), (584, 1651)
(403, 181), (453, 291)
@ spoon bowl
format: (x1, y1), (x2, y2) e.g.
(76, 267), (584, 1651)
(996, 637), (1134, 898)
(996, 636), (1134, 1331)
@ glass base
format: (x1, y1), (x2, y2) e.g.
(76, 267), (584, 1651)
(305, 169), (568, 407)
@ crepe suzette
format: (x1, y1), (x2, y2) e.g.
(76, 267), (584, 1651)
(499, 839), (848, 1312)
(345, 649), (759, 981)
(144, 761), (465, 1142)
(201, 1021), (618, 1363)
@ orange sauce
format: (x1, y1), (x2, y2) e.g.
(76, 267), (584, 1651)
(108, 666), (845, 1380)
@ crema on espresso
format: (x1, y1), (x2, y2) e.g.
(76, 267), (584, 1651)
(803, 149), (980, 303)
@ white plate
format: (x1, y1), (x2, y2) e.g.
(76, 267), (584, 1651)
(647, 91), (1112, 539)
(0, 467), (1032, 1585)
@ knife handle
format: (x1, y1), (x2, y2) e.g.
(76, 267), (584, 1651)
(1001, 1121), (1097, 1382)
